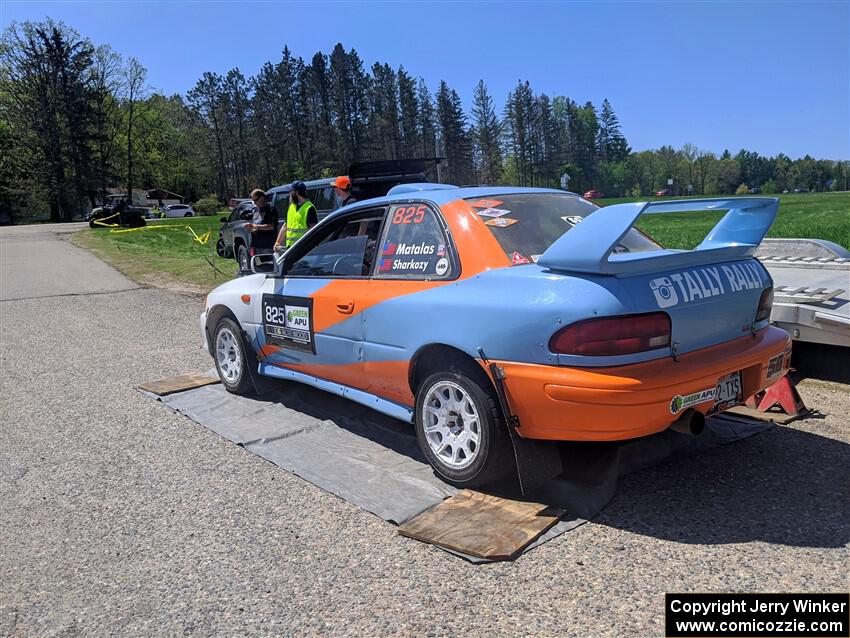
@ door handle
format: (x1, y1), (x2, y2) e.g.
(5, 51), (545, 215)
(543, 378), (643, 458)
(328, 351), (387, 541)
(336, 300), (355, 314)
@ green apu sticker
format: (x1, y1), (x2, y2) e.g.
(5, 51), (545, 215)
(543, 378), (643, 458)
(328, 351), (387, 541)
(669, 387), (715, 414)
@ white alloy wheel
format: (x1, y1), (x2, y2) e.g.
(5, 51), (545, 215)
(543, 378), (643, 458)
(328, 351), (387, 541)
(215, 326), (242, 384)
(422, 380), (482, 470)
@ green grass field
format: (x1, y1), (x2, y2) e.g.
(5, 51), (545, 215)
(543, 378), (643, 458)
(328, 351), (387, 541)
(70, 214), (237, 292)
(71, 192), (850, 294)
(601, 192), (850, 250)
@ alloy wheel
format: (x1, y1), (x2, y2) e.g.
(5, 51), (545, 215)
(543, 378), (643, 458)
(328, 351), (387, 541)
(421, 381), (482, 470)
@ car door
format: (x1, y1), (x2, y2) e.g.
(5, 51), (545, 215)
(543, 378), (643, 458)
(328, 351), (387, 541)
(256, 207), (385, 391)
(223, 204), (245, 246)
(360, 202), (458, 405)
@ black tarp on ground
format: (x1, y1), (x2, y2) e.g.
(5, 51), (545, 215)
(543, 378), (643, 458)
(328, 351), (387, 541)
(141, 378), (773, 561)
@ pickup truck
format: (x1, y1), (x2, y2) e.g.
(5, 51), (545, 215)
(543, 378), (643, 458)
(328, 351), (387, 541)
(216, 200), (254, 259)
(218, 158), (443, 272)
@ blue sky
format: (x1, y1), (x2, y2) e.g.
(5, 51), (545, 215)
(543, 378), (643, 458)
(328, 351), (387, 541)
(2, 1), (848, 159)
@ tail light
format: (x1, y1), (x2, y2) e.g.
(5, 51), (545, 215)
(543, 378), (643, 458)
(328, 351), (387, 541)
(755, 286), (773, 325)
(549, 312), (671, 356)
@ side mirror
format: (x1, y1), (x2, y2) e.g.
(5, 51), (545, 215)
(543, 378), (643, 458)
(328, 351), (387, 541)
(219, 217), (228, 223)
(250, 253), (279, 275)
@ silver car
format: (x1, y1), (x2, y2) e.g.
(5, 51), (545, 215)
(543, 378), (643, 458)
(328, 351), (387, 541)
(163, 204), (196, 218)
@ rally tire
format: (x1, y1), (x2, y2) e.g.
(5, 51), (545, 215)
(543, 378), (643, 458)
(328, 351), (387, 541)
(184, 212), (192, 217)
(414, 364), (514, 488)
(212, 317), (254, 395)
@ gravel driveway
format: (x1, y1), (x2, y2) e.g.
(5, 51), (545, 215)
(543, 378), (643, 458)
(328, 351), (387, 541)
(1, 224), (847, 636)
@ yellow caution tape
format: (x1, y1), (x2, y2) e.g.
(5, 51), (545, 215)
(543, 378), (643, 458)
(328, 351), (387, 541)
(107, 223), (211, 244)
(91, 212), (120, 228)
(91, 210), (211, 244)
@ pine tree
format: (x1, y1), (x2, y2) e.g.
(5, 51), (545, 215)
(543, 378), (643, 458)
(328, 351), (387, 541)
(277, 47), (308, 173)
(251, 62), (280, 184)
(397, 66), (420, 158)
(471, 80), (502, 184)
(329, 43), (356, 164)
(436, 81), (473, 185)
(503, 80), (535, 185)
(301, 52), (336, 175)
(573, 101), (599, 190)
(552, 96), (572, 174)
(221, 68), (252, 196)
(416, 79), (437, 159)
(597, 99), (629, 163)
(368, 62), (400, 160)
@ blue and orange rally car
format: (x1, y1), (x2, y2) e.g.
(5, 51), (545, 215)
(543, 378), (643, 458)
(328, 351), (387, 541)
(201, 185), (791, 488)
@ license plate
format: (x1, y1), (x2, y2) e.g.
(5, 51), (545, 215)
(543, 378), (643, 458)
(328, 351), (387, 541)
(262, 294), (314, 353)
(712, 370), (742, 413)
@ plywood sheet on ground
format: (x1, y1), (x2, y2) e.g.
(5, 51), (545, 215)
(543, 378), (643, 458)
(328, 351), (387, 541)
(138, 372), (219, 396)
(399, 490), (564, 560)
(724, 405), (807, 424)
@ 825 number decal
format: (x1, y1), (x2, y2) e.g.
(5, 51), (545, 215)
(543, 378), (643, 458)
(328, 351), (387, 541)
(265, 305), (284, 325)
(391, 205), (426, 225)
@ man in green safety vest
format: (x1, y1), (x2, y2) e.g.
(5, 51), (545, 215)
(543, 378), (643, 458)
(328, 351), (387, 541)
(274, 181), (317, 253)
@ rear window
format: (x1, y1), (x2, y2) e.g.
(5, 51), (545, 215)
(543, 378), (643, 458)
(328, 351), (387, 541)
(465, 193), (661, 263)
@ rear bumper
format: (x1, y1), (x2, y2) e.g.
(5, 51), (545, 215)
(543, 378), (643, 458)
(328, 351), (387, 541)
(494, 326), (792, 441)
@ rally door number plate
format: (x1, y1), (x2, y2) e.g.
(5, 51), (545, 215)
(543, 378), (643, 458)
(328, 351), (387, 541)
(712, 370), (742, 413)
(262, 294), (314, 353)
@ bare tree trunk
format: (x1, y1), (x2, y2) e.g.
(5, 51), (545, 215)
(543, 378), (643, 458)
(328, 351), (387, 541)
(127, 98), (134, 203)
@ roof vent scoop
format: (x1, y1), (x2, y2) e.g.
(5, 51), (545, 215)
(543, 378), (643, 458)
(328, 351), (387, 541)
(386, 183), (458, 195)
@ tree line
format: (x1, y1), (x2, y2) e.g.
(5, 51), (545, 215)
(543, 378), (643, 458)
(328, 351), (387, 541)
(1, 19), (847, 222)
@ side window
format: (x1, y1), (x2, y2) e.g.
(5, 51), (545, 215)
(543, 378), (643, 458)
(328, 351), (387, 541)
(286, 213), (383, 278)
(375, 203), (453, 279)
(231, 203), (249, 222)
(311, 187), (336, 214)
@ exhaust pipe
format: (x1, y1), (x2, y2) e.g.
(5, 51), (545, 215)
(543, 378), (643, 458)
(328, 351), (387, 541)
(669, 409), (705, 435)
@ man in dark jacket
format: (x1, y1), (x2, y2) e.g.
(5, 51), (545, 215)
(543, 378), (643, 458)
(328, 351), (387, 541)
(245, 188), (278, 259)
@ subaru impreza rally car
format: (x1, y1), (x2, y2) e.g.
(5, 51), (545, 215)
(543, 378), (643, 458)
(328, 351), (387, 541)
(201, 185), (791, 487)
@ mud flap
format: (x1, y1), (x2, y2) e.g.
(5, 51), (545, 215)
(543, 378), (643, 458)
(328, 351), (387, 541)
(489, 363), (563, 495)
(237, 327), (278, 395)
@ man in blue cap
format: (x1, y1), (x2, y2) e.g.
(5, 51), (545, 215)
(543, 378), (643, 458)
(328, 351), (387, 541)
(274, 181), (317, 252)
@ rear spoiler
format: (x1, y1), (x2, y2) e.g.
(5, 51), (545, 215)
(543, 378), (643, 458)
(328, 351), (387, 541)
(537, 197), (779, 276)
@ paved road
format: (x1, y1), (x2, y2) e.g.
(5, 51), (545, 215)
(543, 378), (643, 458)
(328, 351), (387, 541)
(1, 224), (848, 636)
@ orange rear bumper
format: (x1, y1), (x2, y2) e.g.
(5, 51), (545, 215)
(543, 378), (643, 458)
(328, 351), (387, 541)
(491, 327), (791, 441)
